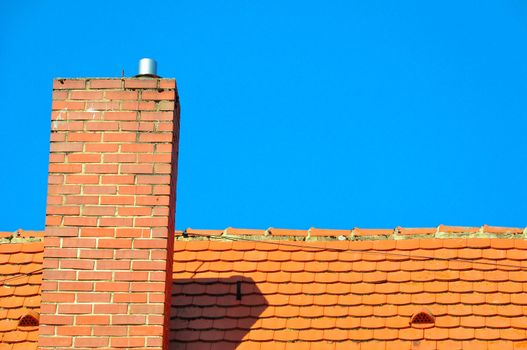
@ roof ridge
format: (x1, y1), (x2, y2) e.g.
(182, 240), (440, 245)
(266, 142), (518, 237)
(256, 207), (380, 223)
(182, 225), (527, 241)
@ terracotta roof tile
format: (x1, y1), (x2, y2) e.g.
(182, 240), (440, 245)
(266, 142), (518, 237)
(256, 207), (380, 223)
(4, 226), (527, 348)
(170, 226), (527, 347)
(0, 241), (42, 350)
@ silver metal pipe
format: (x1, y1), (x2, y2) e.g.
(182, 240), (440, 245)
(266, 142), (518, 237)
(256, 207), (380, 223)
(137, 58), (157, 77)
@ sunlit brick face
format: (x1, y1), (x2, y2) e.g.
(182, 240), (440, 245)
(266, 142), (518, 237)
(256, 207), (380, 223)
(40, 78), (180, 350)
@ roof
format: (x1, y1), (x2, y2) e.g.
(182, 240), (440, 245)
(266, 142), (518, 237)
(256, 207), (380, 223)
(2, 225), (527, 349)
(0, 237), (42, 350)
(172, 225), (527, 349)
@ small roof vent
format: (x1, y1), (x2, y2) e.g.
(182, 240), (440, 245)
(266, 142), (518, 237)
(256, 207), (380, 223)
(18, 310), (39, 328)
(136, 58), (159, 78)
(410, 309), (434, 328)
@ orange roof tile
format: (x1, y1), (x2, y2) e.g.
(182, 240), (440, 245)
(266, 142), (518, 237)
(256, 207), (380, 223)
(171, 225), (527, 348)
(2, 225), (527, 349)
(0, 240), (42, 350)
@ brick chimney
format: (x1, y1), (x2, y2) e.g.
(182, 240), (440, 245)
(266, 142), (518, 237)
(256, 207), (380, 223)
(39, 71), (180, 349)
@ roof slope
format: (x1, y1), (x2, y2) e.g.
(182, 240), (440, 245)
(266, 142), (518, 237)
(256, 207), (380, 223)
(2, 226), (527, 349)
(171, 226), (527, 349)
(0, 241), (42, 350)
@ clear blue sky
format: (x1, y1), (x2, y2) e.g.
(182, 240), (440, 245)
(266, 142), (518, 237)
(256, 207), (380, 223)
(1, 1), (526, 231)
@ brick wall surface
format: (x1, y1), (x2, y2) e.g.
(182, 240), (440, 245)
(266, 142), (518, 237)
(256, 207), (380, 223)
(40, 78), (180, 350)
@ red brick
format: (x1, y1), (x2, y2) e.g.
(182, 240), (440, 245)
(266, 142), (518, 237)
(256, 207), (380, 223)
(46, 215), (62, 226)
(68, 153), (101, 163)
(121, 143), (154, 153)
(53, 90), (68, 99)
(97, 259), (130, 270)
(78, 271), (112, 280)
(122, 101), (156, 110)
(65, 195), (99, 205)
(139, 132), (173, 142)
(129, 325), (163, 336)
(63, 216), (97, 227)
(98, 217), (133, 227)
(132, 260), (166, 270)
(115, 228), (150, 238)
(53, 79), (86, 89)
(83, 185), (117, 195)
(105, 90), (138, 100)
(103, 153), (137, 163)
(48, 185), (81, 194)
(50, 142), (83, 152)
(44, 248), (78, 258)
(130, 282), (165, 292)
(90, 79), (122, 89)
(136, 195), (170, 206)
(159, 80), (176, 89)
(46, 205), (80, 215)
(103, 111), (136, 120)
(159, 100), (175, 110)
(49, 163), (82, 173)
(70, 90), (104, 100)
(39, 336), (73, 347)
(110, 337), (145, 348)
(84, 164), (118, 174)
(52, 100), (86, 110)
(62, 237), (97, 248)
(98, 238), (132, 249)
(51, 121), (84, 131)
(124, 79), (157, 88)
(57, 326), (92, 336)
(83, 206), (116, 216)
(60, 259), (95, 270)
(58, 281), (93, 291)
(79, 228), (115, 238)
(137, 175), (171, 184)
(133, 239), (167, 249)
(66, 111), (103, 120)
(120, 163), (154, 174)
(49, 153), (66, 163)
(116, 248), (150, 258)
(85, 122), (119, 131)
(100, 195), (134, 205)
(41, 292), (75, 302)
(76, 315), (110, 325)
(113, 293), (148, 303)
(85, 143), (119, 152)
(93, 326), (127, 336)
(68, 132), (102, 142)
(65, 175), (99, 184)
(118, 185), (152, 195)
(112, 315), (146, 324)
(135, 217), (168, 227)
(103, 132), (137, 142)
(117, 207), (152, 216)
(74, 337), (109, 347)
(43, 270), (76, 280)
(153, 185), (171, 195)
(93, 304), (128, 314)
(115, 271), (149, 281)
(138, 153), (172, 163)
(95, 282), (130, 292)
(87, 100), (121, 110)
(58, 304), (92, 314)
(101, 175), (134, 184)
(141, 111), (173, 121)
(142, 90), (176, 100)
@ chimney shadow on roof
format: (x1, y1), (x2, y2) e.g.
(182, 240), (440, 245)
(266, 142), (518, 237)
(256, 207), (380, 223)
(169, 275), (268, 349)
